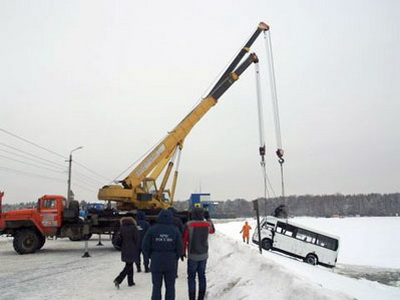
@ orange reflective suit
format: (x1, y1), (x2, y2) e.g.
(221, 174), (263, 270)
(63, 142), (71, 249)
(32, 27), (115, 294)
(240, 222), (252, 243)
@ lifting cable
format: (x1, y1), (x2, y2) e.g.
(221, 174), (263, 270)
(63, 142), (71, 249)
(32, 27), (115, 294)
(263, 30), (285, 198)
(254, 62), (276, 202)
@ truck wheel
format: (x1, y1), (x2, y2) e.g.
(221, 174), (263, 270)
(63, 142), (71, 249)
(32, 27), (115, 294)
(82, 233), (92, 241)
(13, 229), (40, 254)
(37, 234), (46, 250)
(261, 238), (272, 250)
(305, 254), (318, 266)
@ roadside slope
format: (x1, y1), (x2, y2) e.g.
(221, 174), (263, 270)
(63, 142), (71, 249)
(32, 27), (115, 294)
(213, 220), (400, 300)
(207, 232), (352, 300)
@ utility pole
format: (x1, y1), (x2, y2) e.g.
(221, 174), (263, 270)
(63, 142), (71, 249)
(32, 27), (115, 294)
(67, 146), (83, 207)
(253, 199), (263, 254)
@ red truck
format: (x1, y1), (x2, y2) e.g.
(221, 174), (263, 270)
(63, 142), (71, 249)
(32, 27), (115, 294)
(0, 192), (123, 254)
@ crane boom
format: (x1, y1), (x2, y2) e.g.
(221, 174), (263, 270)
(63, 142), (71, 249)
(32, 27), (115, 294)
(98, 23), (269, 211)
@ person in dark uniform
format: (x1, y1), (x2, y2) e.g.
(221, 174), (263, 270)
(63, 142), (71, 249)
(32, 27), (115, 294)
(114, 216), (140, 288)
(168, 207), (184, 278)
(136, 210), (151, 273)
(142, 209), (183, 300)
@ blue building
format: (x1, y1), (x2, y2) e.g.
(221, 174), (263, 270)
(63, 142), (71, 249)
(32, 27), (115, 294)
(189, 193), (217, 215)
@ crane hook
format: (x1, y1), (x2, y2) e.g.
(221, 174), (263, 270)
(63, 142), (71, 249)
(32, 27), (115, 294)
(276, 148), (284, 164)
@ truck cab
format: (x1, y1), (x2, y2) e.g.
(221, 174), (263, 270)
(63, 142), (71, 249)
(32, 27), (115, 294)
(0, 195), (82, 254)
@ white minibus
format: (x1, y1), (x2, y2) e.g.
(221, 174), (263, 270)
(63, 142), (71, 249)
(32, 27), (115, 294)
(252, 216), (340, 267)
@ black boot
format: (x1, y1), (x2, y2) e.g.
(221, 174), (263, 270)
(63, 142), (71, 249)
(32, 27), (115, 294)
(198, 289), (206, 300)
(113, 279), (120, 289)
(189, 292), (196, 300)
(145, 265), (150, 273)
(128, 275), (135, 287)
(136, 263), (141, 273)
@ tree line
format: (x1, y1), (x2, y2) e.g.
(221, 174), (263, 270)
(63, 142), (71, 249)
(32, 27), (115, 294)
(173, 193), (400, 218)
(2, 193), (399, 217)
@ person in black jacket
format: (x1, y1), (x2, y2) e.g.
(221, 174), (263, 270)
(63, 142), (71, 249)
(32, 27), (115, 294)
(113, 216), (140, 288)
(168, 207), (184, 278)
(136, 210), (151, 273)
(168, 207), (184, 234)
(142, 209), (183, 300)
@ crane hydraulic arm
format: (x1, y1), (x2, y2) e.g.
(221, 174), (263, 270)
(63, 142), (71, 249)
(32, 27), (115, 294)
(98, 22), (269, 211)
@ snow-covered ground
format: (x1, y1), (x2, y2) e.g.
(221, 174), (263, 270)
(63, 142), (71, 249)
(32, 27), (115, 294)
(0, 217), (399, 299)
(213, 217), (400, 299)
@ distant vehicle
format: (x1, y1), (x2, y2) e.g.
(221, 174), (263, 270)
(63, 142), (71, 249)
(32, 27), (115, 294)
(79, 202), (105, 219)
(252, 216), (340, 267)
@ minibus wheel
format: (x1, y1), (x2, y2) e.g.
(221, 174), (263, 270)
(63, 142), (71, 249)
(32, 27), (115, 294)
(305, 254), (318, 266)
(261, 238), (272, 250)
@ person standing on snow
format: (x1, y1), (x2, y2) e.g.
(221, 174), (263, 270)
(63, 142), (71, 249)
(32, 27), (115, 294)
(240, 221), (252, 244)
(142, 209), (183, 300)
(182, 207), (215, 300)
(113, 216), (140, 288)
(136, 210), (151, 273)
(168, 207), (184, 278)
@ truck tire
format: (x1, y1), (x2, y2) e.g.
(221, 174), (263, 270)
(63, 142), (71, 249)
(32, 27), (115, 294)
(37, 234), (46, 250)
(13, 229), (40, 254)
(82, 233), (92, 240)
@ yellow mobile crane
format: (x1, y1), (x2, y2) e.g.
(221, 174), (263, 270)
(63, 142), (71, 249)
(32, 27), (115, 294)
(98, 22), (269, 212)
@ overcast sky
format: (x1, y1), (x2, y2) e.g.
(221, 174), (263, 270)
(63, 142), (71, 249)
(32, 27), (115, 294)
(1, 0), (399, 204)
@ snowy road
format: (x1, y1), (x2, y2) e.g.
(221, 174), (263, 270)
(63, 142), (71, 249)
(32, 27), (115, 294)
(0, 235), (348, 300)
(0, 236), (194, 300)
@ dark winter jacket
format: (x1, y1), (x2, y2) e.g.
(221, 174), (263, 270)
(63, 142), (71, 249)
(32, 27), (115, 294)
(168, 208), (184, 234)
(173, 216), (184, 234)
(136, 210), (150, 250)
(183, 207), (215, 261)
(119, 217), (140, 263)
(142, 210), (183, 272)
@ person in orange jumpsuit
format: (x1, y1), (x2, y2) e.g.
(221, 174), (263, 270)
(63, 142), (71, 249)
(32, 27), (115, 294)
(240, 221), (252, 244)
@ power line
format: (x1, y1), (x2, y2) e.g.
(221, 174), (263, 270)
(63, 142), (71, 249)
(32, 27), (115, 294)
(0, 154), (66, 174)
(0, 128), (66, 159)
(71, 182), (98, 193)
(0, 142), (66, 169)
(73, 173), (102, 189)
(0, 144), (108, 189)
(0, 145), (107, 188)
(0, 129), (111, 185)
(0, 166), (97, 197)
(0, 148), (66, 171)
(73, 171), (105, 186)
(74, 160), (113, 182)
(0, 166), (65, 182)
(110, 135), (167, 184)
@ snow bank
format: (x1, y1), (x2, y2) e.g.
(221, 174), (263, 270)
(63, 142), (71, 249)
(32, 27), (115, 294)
(214, 218), (400, 300)
(206, 232), (352, 300)
(216, 217), (400, 268)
